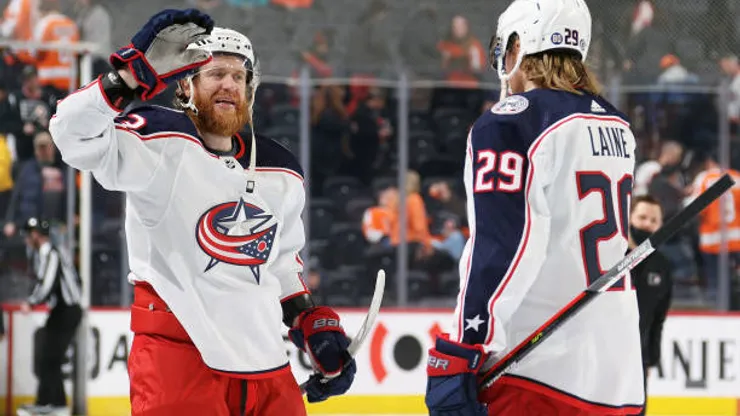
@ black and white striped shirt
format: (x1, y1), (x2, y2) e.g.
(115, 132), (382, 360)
(27, 242), (82, 307)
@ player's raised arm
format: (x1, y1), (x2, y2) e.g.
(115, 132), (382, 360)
(49, 9), (214, 191)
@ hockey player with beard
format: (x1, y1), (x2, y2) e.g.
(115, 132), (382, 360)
(49, 9), (355, 416)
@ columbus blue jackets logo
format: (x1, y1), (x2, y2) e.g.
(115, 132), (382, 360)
(195, 198), (278, 283)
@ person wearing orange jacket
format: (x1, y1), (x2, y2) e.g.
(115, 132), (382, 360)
(689, 152), (740, 305)
(29, 0), (79, 92)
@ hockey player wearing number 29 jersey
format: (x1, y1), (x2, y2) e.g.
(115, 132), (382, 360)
(425, 1), (644, 416)
(49, 9), (356, 416)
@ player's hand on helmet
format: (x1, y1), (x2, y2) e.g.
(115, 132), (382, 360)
(110, 9), (214, 100)
(289, 306), (356, 403)
(426, 334), (489, 416)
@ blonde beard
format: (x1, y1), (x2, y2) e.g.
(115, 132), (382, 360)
(186, 91), (251, 138)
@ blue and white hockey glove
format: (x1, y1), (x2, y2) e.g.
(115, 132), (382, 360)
(426, 334), (488, 416)
(110, 9), (214, 100)
(289, 306), (356, 403)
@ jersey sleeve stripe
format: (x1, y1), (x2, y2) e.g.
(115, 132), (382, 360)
(55, 76), (105, 109)
(280, 289), (310, 302)
(113, 126), (220, 158)
(254, 167), (304, 181)
(455, 133), (476, 342)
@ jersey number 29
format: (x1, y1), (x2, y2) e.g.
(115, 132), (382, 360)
(577, 172), (633, 290)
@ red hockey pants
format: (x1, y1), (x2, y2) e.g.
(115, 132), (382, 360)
(483, 378), (643, 416)
(128, 283), (307, 416)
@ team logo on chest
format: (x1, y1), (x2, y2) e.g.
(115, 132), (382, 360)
(195, 198), (278, 283)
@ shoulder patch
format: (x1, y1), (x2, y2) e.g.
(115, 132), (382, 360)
(491, 95), (529, 115)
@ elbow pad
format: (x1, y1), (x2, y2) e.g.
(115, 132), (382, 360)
(281, 293), (316, 327)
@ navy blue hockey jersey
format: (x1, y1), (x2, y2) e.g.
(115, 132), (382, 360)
(455, 89), (644, 412)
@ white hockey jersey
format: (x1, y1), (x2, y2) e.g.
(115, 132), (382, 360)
(456, 90), (644, 413)
(49, 79), (309, 376)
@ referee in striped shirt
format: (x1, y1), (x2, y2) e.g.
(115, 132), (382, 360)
(18, 217), (82, 415)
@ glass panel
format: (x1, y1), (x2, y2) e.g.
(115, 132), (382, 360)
(623, 86), (722, 309)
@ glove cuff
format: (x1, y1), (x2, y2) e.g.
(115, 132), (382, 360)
(281, 293), (315, 327)
(109, 45), (166, 101)
(427, 334), (487, 376)
(296, 306), (345, 338)
(99, 71), (137, 112)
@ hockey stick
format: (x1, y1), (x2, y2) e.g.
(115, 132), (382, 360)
(479, 173), (735, 390)
(300, 269), (386, 394)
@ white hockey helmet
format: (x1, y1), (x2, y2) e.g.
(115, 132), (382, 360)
(491, 0), (592, 82)
(188, 27), (259, 84)
(181, 27), (260, 113)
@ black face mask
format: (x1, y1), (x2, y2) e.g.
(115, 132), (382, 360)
(630, 225), (652, 245)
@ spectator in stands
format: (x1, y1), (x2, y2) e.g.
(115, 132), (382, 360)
(3, 130), (66, 240)
(437, 15), (486, 87)
(271, 0), (312, 9)
(1, 0), (39, 64)
(390, 170), (433, 258)
(298, 30), (333, 79)
(29, 0), (79, 93)
(657, 54), (698, 85)
(0, 65), (59, 162)
(362, 184), (397, 246)
(72, 0), (111, 76)
(622, 0), (670, 84)
(342, 87), (390, 186)
(345, 0), (395, 76)
(0, 133), (13, 219)
(430, 215), (465, 262)
(633, 140), (683, 196)
(690, 152), (740, 305)
(310, 84), (349, 195)
(719, 54), (740, 134)
(649, 157), (697, 287)
(428, 179), (466, 224)
(398, 2), (441, 80)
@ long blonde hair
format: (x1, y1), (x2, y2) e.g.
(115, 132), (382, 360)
(520, 51), (602, 96)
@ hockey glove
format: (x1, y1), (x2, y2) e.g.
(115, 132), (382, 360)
(110, 9), (214, 100)
(289, 306), (356, 403)
(426, 334), (488, 416)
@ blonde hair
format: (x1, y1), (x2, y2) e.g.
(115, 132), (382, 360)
(406, 170), (421, 195)
(520, 51), (602, 96)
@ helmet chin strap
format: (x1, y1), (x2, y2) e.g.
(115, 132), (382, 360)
(245, 84), (257, 193)
(182, 77), (198, 115)
(497, 50), (524, 101)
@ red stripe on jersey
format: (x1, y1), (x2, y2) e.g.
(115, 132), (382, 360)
(482, 113), (630, 346)
(55, 76), (104, 108)
(281, 290), (310, 303)
(254, 167), (304, 181)
(234, 132), (246, 159)
(114, 126), (220, 159)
